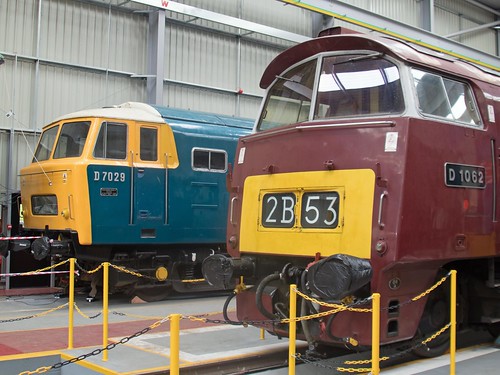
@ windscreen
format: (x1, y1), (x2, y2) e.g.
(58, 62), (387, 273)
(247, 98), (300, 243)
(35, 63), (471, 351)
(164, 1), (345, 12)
(315, 54), (404, 119)
(33, 125), (59, 161)
(257, 60), (316, 131)
(53, 121), (90, 159)
(257, 53), (405, 131)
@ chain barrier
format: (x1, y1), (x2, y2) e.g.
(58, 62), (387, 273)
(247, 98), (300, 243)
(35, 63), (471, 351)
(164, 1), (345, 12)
(8, 260), (453, 375)
(73, 303), (102, 319)
(19, 315), (172, 375)
(286, 271), (453, 374)
(0, 261), (71, 325)
(292, 321), (451, 373)
(0, 303), (69, 324)
(411, 273), (450, 302)
(74, 261), (103, 275)
(0, 259), (71, 278)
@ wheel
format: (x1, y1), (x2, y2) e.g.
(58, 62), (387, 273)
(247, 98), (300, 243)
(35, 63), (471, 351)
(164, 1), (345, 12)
(131, 284), (172, 302)
(412, 277), (451, 358)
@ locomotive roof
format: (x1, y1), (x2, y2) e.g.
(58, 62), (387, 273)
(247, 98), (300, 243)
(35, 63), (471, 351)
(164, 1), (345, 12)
(48, 102), (254, 132)
(152, 105), (255, 131)
(260, 33), (500, 89)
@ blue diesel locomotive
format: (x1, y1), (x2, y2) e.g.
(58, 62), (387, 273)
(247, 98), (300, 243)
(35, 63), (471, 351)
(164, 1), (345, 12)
(17, 102), (253, 300)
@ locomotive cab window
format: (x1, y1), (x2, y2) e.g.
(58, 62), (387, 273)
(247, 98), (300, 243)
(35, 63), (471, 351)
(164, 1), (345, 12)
(258, 59), (316, 131)
(192, 148), (227, 173)
(315, 54), (404, 119)
(33, 125), (59, 161)
(93, 122), (127, 159)
(140, 127), (158, 161)
(412, 69), (481, 127)
(53, 121), (90, 159)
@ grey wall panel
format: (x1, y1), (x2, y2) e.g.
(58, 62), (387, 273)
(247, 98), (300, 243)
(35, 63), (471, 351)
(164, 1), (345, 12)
(436, 0), (497, 55)
(0, 59), (36, 133)
(13, 132), (40, 190)
(165, 23), (238, 91)
(240, 41), (283, 95)
(338, 0), (421, 28)
(163, 83), (259, 120)
(38, 0), (147, 73)
(35, 64), (147, 127)
(0, 131), (38, 194)
(170, 0), (312, 38)
(164, 84), (241, 116)
(456, 17), (497, 56)
(237, 95), (261, 120)
(0, 0), (38, 56)
(241, 0), (312, 36)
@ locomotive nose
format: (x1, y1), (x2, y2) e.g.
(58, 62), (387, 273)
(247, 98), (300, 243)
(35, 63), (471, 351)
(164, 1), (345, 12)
(202, 254), (255, 289)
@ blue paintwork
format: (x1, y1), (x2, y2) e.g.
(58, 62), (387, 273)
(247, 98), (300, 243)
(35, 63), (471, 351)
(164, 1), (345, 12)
(88, 106), (253, 245)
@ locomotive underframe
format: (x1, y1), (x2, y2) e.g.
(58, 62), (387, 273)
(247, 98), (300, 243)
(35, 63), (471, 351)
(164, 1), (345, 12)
(229, 255), (500, 352)
(26, 228), (228, 297)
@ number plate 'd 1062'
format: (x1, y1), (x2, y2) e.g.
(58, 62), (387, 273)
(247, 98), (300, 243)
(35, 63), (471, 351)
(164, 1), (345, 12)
(261, 192), (340, 229)
(445, 163), (486, 189)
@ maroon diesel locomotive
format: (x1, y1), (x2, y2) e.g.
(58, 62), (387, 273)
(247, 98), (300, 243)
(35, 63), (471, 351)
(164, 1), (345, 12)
(203, 28), (500, 356)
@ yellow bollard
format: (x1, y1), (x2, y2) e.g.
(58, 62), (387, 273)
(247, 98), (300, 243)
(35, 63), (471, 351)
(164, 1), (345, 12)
(102, 262), (109, 362)
(170, 313), (181, 375)
(67, 258), (75, 349)
(450, 270), (457, 375)
(371, 293), (380, 375)
(260, 328), (265, 340)
(288, 284), (297, 375)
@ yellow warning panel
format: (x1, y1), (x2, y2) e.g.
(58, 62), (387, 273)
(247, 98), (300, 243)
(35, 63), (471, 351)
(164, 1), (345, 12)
(240, 169), (375, 259)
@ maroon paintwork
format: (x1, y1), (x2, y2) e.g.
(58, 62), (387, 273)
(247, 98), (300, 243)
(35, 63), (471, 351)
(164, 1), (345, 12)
(225, 31), (500, 348)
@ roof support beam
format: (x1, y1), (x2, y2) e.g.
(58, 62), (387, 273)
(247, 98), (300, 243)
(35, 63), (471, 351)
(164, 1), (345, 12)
(465, 0), (500, 17)
(147, 9), (165, 105)
(131, 0), (309, 43)
(446, 20), (500, 38)
(279, 0), (500, 71)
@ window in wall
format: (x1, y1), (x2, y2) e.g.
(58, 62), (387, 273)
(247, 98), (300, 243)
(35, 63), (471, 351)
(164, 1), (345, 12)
(412, 69), (481, 127)
(53, 121), (90, 159)
(192, 148), (227, 172)
(140, 127), (158, 161)
(94, 122), (127, 159)
(33, 125), (59, 161)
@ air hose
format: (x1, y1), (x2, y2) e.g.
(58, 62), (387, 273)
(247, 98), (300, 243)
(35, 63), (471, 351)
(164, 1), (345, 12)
(256, 273), (280, 320)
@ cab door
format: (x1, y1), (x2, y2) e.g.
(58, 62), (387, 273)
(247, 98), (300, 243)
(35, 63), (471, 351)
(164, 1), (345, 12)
(133, 124), (166, 235)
